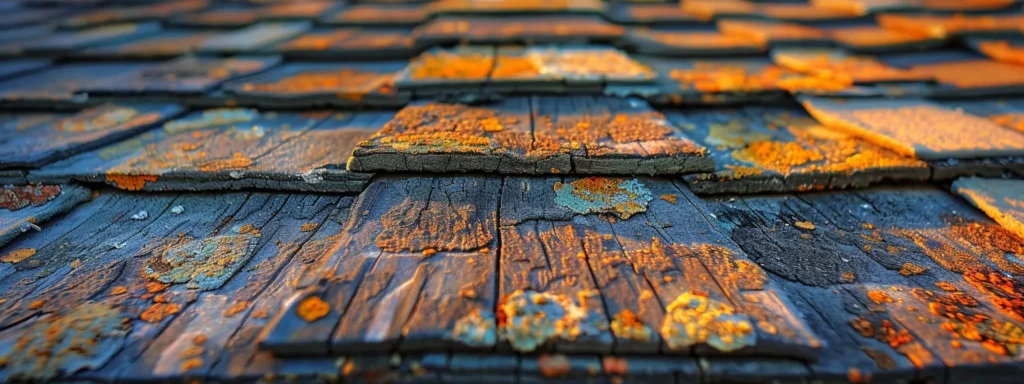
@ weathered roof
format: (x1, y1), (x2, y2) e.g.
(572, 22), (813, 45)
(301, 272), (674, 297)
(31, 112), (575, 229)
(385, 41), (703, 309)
(2, 0), (1024, 383)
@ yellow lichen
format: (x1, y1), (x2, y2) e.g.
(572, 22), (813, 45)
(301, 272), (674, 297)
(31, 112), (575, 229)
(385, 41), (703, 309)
(660, 292), (755, 352)
(297, 296), (330, 322)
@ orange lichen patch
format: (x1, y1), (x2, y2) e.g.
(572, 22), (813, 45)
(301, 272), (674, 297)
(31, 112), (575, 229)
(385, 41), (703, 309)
(110, 286), (127, 295)
(497, 290), (609, 352)
(333, 5), (426, 22)
(105, 174), (159, 191)
(365, 103), (523, 155)
(757, 3), (859, 20)
(300, 223), (319, 232)
(935, 281), (958, 292)
(197, 151), (253, 172)
(907, 60), (1024, 90)
(977, 41), (1024, 66)
(240, 70), (390, 95)
(528, 48), (656, 81)
(1, 185), (61, 211)
(659, 194), (677, 205)
(989, 114), (1024, 134)
(140, 303), (181, 323)
(660, 292), (755, 351)
(142, 233), (258, 291)
(57, 106), (138, 132)
(29, 300), (45, 310)
(899, 263), (929, 276)
(775, 52), (926, 84)
(1, 249), (36, 264)
(638, 30), (763, 51)
(181, 358), (203, 371)
(407, 49), (494, 81)
(490, 53), (544, 80)
(828, 26), (933, 49)
(553, 177), (653, 220)
(850, 316), (914, 349)
(681, 0), (755, 20)
(297, 296), (330, 322)
(668, 63), (793, 93)
(452, 309), (497, 347)
(868, 290), (895, 304)
(538, 354), (571, 378)
(1, 303), (129, 380)
(878, 13), (1024, 38)
(611, 310), (653, 342)
(718, 20), (826, 45)
(532, 108), (700, 159)
(911, 286), (1024, 356)
(222, 301), (249, 317)
(962, 270), (1024, 324)
(375, 199), (493, 253)
(794, 221), (816, 231)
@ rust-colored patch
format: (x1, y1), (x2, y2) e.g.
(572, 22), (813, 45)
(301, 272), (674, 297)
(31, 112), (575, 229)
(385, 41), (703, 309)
(300, 223), (319, 232)
(297, 296), (330, 322)
(110, 286), (127, 295)
(661, 291), (755, 352)
(408, 49), (493, 81)
(850, 316), (913, 349)
(241, 69), (391, 97)
(659, 194), (677, 205)
(602, 356), (628, 376)
(223, 301), (249, 317)
(0, 185), (61, 211)
(1, 249), (36, 263)
(105, 174), (159, 191)
(140, 303), (180, 323)
(868, 290), (894, 305)
(912, 286), (1024, 356)
(899, 263), (929, 276)
(181, 358), (203, 371)
(538, 354), (570, 378)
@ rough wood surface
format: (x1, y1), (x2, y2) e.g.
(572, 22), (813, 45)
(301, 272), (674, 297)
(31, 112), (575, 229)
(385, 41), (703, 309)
(0, 63), (155, 109)
(198, 22), (311, 54)
(953, 177), (1024, 241)
(0, 102), (184, 169)
(221, 62), (409, 108)
(273, 28), (418, 60)
(32, 110), (375, 193)
(350, 96), (711, 175)
(667, 105), (930, 194)
(0, 184), (91, 248)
